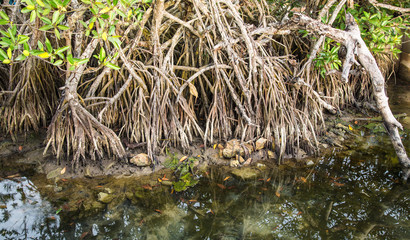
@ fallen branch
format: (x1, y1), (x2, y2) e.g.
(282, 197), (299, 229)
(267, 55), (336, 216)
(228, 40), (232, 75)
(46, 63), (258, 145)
(292, 12), (410, 181)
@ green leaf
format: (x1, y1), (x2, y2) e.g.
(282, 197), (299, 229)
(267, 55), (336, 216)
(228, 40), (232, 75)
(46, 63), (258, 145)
(108, 36), (121, 49)
(106, 62), (120, 70)
(52, 11), (60, 24)
(57, 25), (69, 30)
(0, 19), (8, 25)
(37, 40), (44, 50)
(40, 17), (52, 25)
(30, 10), (37, 22)
(0, 11), (9, 21)
(53, 59), (63, 66)
(45, 38), (52, 52)
(76, 58), (89, 65)
(18, 35), (30, 44)
(55, 28), (60, 39)
(55, 46), (70, 54)
(81, 0), (91, 4)
(56, 13), (65, 25)
(39, 24), (53, 31)
(67, 54), (74, 65)
(0, 30), (9, 37)
(21, 7), (33, 14)
(15, 54), (27, 61)
(0, 48), (7, 59)
(99, 47), (106, 62)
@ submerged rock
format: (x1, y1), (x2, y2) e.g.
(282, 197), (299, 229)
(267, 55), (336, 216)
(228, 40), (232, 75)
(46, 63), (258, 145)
(231, 167), (260, 179)
(98, 192), (114, 204)
(130, 153), (151, 167)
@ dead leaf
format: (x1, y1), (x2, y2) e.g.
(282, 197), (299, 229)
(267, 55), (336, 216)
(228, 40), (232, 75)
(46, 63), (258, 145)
(0, 205), (6, 209)
(61, 178), (68, 182)
(6, 174), (20, 179)
(188, 199), (197, 202)
(157, 178), (162, 182)
(18, 146), (23, 151)
(300, 177), (307, 183)
(266, 177), (271, 182)
(209, 209), (214, 215)
(261, 187), (268, 191)
(162, 177), (169, 181)
(297, 211), (302, 215)
(275, 191), (280, 197)
(155, 209), (162, 214)
(188, 83), (198, 98)
(217, 183), (226, 189)
(179, 156), (188, 162)
(80, 232), (89, 240)
(96, 185), (103, 188)
(60, 167), (66, 175)
(142, 184), (152, 190)
(48, 216), (56, 221)
(223, 176), (230, 181)
(333, 182), (345, 187)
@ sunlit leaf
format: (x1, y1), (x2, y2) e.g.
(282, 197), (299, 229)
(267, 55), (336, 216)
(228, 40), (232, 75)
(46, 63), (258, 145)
(38, 52), (50, 58)
(106, 62), (120, 70)
(60, 167), (66, 174)
(36, 0), (45, 7)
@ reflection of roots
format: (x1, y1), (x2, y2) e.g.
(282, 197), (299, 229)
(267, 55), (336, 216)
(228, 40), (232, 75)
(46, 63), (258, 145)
(0, 59), (59, 135)
(45, 101), (125, 169)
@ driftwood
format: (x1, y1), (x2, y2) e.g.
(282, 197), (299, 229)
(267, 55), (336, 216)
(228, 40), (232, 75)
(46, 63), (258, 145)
(291, 13), (410, 181)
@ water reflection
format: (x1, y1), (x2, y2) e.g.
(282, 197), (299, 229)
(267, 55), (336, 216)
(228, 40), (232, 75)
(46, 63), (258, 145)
(0, 136), (409, 239)
(0, 177), (59, 239)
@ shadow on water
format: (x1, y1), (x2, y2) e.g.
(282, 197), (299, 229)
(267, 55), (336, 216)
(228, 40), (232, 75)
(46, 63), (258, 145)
(1, 130), (409, 239)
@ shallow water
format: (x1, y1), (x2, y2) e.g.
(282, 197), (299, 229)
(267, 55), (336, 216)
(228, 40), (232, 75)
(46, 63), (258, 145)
(1, 130), (409, 240)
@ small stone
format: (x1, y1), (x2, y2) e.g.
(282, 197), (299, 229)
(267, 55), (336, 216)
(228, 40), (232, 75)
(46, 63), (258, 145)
(267, 150), (276, 159)
(256, 163), (266, 169)
(255, 138), (268, 151)
(98, 192), (114, 204)
(230, 160), (240, 167)
(306, 160), (315, 166)
(223, 148), (236, 158)
(46, 168), (63, 180)
(130, 153), (151, 167)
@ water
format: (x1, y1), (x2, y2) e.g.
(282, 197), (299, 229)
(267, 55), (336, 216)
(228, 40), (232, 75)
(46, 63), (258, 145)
(1, 132), (409, 239)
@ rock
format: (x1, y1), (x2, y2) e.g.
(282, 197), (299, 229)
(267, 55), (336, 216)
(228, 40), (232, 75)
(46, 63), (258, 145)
(46, 168), (63, 180)
(98, 192), (114, 204)
(256, 163), (266, 169)
(130, 153), (151, 167)
(231, 167), (260, 179)
(306, 160), (315, 167)
(223, 148), (236, 158)
(267, 150), (276, 159)
(230, 160), (240, 167)
(255, 138), (268, 151)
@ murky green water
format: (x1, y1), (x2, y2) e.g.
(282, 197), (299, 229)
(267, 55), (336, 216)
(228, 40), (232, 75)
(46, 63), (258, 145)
(1, 130), (409, 239)
(1, 79), (410, 239)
